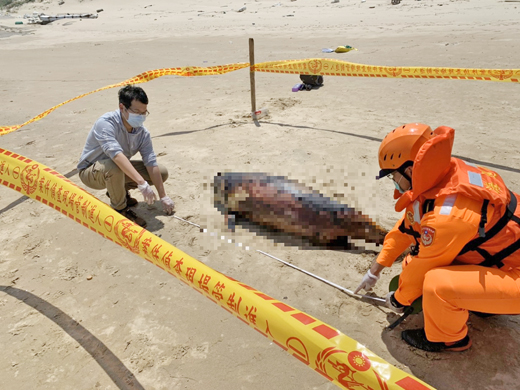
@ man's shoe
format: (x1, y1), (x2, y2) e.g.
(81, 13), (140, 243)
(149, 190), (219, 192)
(401, 328), (472, 352)
(116, 206), (147, 228)
(106, 191), (138, 207)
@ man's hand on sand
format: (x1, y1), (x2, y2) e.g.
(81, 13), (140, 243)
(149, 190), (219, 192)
(160, 196), (175, 215)
(138, 182), (157, 205)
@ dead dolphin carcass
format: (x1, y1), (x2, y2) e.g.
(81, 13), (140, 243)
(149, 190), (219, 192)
(213, 172), (387, 249)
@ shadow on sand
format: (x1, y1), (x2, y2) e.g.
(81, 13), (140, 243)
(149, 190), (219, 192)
(0, 286), (145, 390)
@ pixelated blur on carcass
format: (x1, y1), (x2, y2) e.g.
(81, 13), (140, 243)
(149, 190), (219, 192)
(213, 172), (387, 250)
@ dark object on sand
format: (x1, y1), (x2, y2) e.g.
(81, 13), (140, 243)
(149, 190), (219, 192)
(294, 75), (324, 92)
(213, 172), (387, 250)
(299, 75), (324, 86)
(24, 12), (99, 25)
(292, 83), (313, 92)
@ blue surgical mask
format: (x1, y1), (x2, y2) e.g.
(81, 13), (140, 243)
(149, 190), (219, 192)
(394, 180), (405, 194)
(126, 112), (146, 128)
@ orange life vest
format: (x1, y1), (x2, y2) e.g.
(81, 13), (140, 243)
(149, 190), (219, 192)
(394, 126), (520, 268)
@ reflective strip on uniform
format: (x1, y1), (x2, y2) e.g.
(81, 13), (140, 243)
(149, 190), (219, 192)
(440, 194), (457, 215)
(413, 200), (421, 223)
(462, 160), (478, 169)
(468, 171), (483, 187)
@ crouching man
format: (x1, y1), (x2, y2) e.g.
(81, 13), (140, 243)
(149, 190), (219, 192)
(356, 123), (520, 352)
(77, 85), (174, 228)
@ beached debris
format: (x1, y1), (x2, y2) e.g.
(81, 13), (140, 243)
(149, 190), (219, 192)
(23, 11), (99, 25)
(213, 172), (387, 250)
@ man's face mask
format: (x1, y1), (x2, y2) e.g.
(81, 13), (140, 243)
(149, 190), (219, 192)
(390, 172), (406, 194)
(124, 106), (148, 128)
(394, 180), (405, 194)
(126, 111), (146, 128)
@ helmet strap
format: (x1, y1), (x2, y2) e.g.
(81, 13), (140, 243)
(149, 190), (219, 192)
(397, 161), (413, 187)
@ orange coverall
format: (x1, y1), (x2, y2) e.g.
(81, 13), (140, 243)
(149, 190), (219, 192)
(377, 127), (520, 343)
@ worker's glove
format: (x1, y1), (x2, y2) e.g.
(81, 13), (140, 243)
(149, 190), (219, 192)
(160, 196), (175, 215)
(138, 182), (157, 205)
(354, 270), (379, 294)
(385, 291), (407, 314)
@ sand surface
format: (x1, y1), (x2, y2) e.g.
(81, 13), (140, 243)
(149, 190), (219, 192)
(1, 0), (520, 389)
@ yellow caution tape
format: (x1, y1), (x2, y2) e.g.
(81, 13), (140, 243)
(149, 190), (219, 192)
(0, 148), (436, 390)
(1, 60), (518, 137)
(2, 59), (519, 137)
(254, 58), (520, 82)
(0, 63), (249, 137)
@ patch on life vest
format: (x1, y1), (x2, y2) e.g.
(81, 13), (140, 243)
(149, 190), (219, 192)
(421, 227), (436, 247)
(406, 211), (414, 225)
(485, 182), (502, 194)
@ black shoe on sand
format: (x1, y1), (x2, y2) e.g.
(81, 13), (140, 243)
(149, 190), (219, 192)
(470, 311), (497, 318)
(116, 206), (147, 228)
(401, 328), (472, 352)
(107, 191), (138, 207)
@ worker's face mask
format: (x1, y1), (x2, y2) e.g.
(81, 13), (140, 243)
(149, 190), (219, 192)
(126, 112), (146, 128)
(124, 106), (148, 128)
(394, 180), (405, 194)
(388, 172), (406, 194)
(392, 174), (407, 194)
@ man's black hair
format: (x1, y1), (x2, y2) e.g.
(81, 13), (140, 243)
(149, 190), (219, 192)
(118, 85), (148, 108)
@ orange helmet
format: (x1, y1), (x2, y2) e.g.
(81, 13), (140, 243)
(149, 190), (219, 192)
(377, 123), (435, 179)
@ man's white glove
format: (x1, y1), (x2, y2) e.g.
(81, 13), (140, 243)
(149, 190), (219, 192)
(354, 270), (380, 294)
(138, 182), (157, 205)
(385, 291), (405, 314)
(160, 196), (175, 215)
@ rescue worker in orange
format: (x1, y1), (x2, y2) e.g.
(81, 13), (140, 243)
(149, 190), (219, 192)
(355, 123), (520, 352)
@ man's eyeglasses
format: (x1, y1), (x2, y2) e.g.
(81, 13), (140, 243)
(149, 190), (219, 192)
(126, 107), (150, 116)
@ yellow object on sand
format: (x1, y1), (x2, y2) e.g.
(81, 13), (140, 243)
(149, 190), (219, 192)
(335, 45), (357, 53)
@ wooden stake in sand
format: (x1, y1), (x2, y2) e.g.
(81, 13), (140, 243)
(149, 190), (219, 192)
(249, 38), (257, 118)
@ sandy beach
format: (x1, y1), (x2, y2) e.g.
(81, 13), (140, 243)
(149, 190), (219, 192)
(1, 0), (520, 389)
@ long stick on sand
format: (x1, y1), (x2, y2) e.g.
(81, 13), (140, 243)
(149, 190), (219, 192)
(249, 38), (257, 118)
(173, 215), (385, 304)
(256, 250), (385, 303)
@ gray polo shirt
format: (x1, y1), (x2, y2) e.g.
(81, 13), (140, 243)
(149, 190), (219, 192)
(77, 110), (157, 170)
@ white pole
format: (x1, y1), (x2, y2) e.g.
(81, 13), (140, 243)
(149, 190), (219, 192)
(173, 215), (385, 303)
